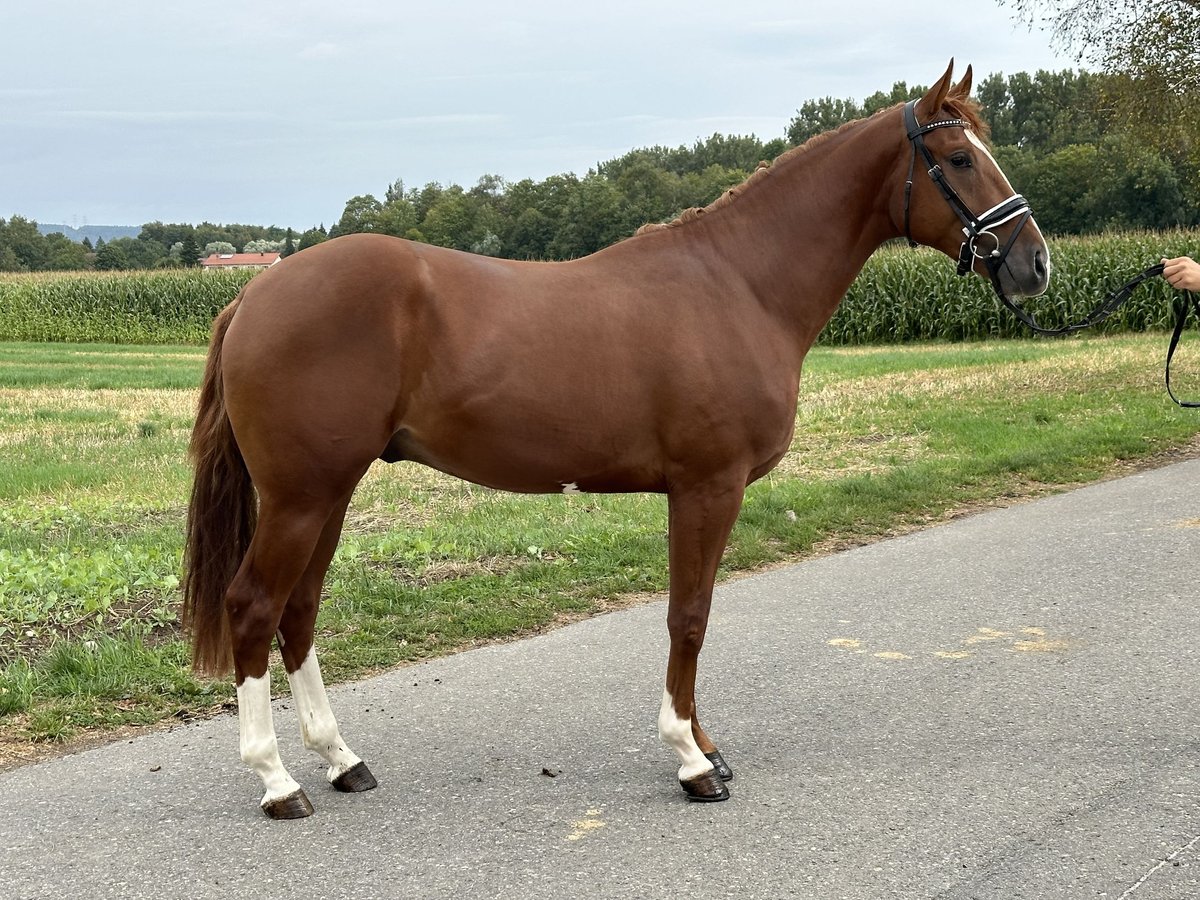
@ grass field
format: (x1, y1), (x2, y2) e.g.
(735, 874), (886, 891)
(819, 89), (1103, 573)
(3, 333), (1200, 761)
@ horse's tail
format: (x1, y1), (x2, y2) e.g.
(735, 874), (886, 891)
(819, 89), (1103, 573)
(182, 294), (255, 678)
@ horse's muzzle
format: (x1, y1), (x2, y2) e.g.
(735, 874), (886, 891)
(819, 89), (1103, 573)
(994, 241), (1050, 298)
(988, 236), (1056, 300)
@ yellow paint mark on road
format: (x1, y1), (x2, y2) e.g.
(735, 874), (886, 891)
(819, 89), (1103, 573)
(1175, 518), (1200, 528)
(566, 808), (606, 842)
(827, 626), (1068, 661)
(828, 638), (863, 650)
(1012, 637), (1069, 653)
(963, 627), (1012, 645)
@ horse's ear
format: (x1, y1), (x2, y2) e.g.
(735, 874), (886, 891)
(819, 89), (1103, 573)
(949, 64), (973, 101)
(915, 59), (955, 121)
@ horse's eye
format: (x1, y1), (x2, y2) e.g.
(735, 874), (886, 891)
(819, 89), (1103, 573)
(949, 153), (972, 169)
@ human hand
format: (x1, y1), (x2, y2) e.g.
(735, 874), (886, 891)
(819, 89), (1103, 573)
(1162, 256), (1200, 291)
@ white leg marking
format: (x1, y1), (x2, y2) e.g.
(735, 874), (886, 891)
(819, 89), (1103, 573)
(562, 482), (581, 494)
(237, 673), (304, 807)
(287, 645), (363, 782)
(658, 688), (714, 781)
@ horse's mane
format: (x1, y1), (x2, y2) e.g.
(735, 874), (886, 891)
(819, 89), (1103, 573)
(636, 94), (990, 235)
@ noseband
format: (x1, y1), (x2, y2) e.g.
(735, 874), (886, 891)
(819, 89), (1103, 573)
(902, 99), (1033, 290)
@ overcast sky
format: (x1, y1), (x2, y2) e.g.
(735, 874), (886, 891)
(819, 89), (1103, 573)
(2, 1), (1069, 230)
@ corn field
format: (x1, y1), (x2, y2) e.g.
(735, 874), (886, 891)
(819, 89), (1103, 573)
(0, 269), (255, 344)
(0, 231), (1197, 346)
(823, 230), (1200, 344)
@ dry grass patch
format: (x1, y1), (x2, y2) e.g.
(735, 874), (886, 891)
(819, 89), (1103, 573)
(0, 387), (196, 423)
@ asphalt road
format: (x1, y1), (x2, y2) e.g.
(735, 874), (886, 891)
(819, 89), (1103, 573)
(4, 459), (1200, 899)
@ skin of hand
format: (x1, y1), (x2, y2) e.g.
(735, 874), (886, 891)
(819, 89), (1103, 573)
(1162, 256), (1200, 291)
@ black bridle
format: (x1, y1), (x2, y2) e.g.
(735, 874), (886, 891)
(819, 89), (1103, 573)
(902, 99), (1198, 406)
(902, 99), (1033, 299)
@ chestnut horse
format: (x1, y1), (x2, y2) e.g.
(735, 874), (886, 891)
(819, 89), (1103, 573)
(183, 62), (1049, 818)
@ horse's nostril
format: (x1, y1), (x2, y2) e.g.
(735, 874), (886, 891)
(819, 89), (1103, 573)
(1034, 249), (1047, 280)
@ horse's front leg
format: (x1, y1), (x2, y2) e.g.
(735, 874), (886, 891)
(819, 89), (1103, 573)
(659, 479), (745, 802)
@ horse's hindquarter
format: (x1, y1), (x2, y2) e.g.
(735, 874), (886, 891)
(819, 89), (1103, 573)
(223, 234), (801, 495)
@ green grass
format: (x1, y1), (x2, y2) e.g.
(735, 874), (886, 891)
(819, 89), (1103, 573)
(3, 333), (1200, 751)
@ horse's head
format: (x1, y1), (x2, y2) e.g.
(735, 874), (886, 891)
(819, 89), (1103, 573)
(899, 61), (1049, 298)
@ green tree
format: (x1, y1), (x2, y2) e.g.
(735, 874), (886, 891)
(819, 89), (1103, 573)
(179, 234), (199, 267)
(1006, 1), (1200, 100)
(375, 196), (419, 238)
(785, 83), (922, 146)
(786, 97), (863, 145)
(94, 241), (130, 270)
(505, 207), (555, 260)
(43, 232), (91, 270)
(420, 185), (504, 254)
(0, 216), (49, 270)
(1008, 143), (1100, 233)
(686, 133), (784, 171)
(614, 160), (683, 232)
(243, 239), (284, 253)
(499, 175), (579, 259)
(1003, 1), (1200, 178)
(1085, 136), (1190, 229)
(861, 81), (926, 116)
(411, 183), (447, 222)
(548, 173), (625, 259)
(332, 195), (383, 236)
(974, 69), (1107, 152)
(298, 226), (328, 251)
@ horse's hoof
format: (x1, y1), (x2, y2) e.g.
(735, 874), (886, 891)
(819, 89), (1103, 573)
(704, 750), (733, 782)
(332, 761), (378, 793)
(262, 789), (314, 819)
(680, 769), (730, 802)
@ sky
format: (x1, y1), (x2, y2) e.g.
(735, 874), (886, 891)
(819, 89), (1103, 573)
(2, 1), (1071, 231)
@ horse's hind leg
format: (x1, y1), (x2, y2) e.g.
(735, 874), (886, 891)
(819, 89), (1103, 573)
(230, 495), (341, 819)
(691, 712), (734, 782)
(659, 480), (745, 802)
(277, 493), (377, 794)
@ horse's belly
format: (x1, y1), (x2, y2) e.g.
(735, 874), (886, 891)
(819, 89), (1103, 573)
(383, 415), (666, 495)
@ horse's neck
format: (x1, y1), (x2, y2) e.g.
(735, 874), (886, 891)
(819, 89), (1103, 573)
(700, 112), (903, 347)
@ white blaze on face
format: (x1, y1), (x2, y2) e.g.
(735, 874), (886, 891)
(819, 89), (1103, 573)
(287, 645), (363, 782)
(965, 129), (1015, 193)
(237, 673), (304, 806)
(657, 689), (714, 781)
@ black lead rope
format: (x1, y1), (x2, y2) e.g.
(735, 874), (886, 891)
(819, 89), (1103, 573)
(997, 263), (1165, 337)
(1001, 262), (1200, 408)
(1165, 276), (1200, 408)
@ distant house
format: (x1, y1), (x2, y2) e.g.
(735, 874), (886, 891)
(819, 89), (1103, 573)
(200, 251), (281, 272)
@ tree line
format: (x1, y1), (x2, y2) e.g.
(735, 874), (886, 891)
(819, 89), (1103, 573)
(0, 216), (331, 273)
(2, 67), (1196, 273)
